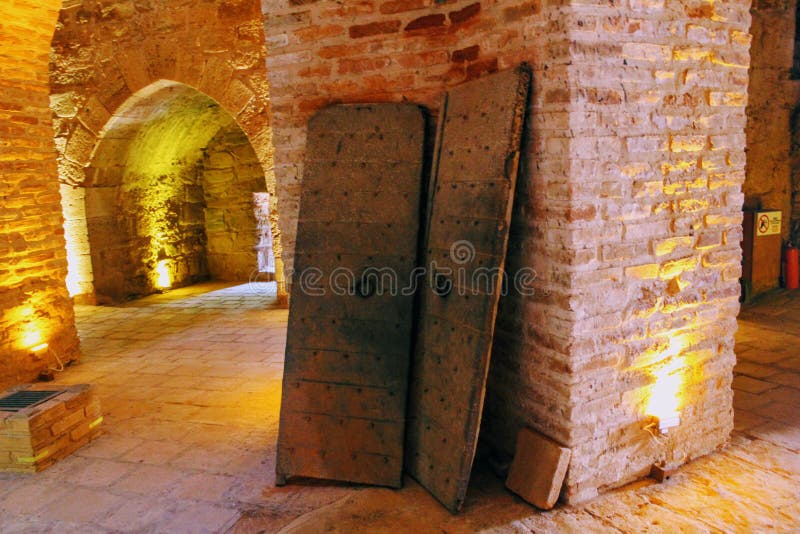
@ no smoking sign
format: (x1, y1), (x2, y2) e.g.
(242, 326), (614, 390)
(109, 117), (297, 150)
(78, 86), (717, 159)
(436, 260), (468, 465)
(756, 211), (782, 237)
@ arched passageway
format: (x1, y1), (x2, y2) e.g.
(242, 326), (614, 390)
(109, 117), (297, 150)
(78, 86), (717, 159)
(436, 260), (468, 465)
(67, 81), (276, 302)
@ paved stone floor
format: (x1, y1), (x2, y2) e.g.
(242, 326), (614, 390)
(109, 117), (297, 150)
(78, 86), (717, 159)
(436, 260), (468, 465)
(0, 282), (797, 533)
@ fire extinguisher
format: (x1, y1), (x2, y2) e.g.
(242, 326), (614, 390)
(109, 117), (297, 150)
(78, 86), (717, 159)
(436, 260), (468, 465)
(783, 242), (799, 289)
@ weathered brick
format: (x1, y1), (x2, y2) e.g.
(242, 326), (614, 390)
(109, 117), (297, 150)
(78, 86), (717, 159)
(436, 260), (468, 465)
(0, 385), (100, 473)
(349, 20), (401, 39)
(449, 3), (481, 24)
(503, 2), (541, 22)
(622, 42), (671, 61)
(654, 236), (695, 256)
(380, 0), (426, 14)
(625, 263), (660, 280)
(405, 14), (446, 32)
(452, 45), (480, 63)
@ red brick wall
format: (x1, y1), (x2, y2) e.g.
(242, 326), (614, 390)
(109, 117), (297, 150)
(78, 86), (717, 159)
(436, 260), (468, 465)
(263, 0), (751, 503)
(0, 1), (80, 389)
(262, 0), (570, 277)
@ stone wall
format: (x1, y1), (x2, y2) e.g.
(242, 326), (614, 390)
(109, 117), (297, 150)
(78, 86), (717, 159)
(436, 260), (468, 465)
(70, 82), (270, 302)
(262, 0), (750, 503)
(746, 0), (800, 250)
(0, 1), (81, 389)
(203, 122), (269, 282)
(85, 84), (228, 301)
(50, 0), (286, 300)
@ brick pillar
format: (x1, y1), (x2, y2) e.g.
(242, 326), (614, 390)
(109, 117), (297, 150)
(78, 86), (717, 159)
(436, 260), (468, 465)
(262, 0), (751, 502)
(0, 1), (80, 388)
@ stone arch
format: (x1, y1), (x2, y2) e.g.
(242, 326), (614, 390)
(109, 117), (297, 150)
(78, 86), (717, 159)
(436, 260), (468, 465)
(49, 0), (285, 302)
(76, 80), (275, 302)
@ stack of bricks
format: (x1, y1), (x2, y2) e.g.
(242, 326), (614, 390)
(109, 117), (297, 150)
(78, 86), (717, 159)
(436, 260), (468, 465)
(0, 384), (102, 473)
(262, 0), (751, 503)
(0, 1), (80, 390)
(50, 0), (285, 302)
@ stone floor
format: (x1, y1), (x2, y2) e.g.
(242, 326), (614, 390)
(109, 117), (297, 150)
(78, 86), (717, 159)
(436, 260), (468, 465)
(0, 283), (287, 533)
(0, 282), (797, 533)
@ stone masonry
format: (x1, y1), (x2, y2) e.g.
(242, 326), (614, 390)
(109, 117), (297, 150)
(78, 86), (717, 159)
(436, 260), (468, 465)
(50, 0), (286, 301)
(0, 384), (102, 473)
(77, 82), (269, 302)
(203, 123), (270, 283)
(0, 1), (80, 389)
(262, 0), (751, 503)
(746, 0), (799, 248)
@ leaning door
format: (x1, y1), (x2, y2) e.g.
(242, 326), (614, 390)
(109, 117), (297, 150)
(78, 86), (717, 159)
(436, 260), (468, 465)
(405, 66), (532, 512)
(276, 104), (426, 488)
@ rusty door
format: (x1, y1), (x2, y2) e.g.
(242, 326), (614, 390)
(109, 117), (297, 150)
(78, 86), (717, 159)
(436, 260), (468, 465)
(405, 65), (532, 512)
(276, 104), (426, 488)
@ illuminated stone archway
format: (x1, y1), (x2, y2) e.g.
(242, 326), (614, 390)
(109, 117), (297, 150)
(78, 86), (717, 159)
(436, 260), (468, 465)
(78, 81), (274, 302)
(49, 0), (285, 303)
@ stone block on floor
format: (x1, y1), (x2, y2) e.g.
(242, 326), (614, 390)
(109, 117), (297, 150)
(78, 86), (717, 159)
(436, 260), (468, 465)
(505, 427), (571, 510)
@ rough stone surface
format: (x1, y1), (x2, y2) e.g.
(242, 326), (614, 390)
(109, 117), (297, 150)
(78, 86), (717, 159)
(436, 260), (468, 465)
(0, 1), (80, 389)
(76, 84), (271, 303)
(505, 427), (571, 511)
(50, 0), (286, 301)
(746, 0), (800, 248)
(204, 125), (270, 282)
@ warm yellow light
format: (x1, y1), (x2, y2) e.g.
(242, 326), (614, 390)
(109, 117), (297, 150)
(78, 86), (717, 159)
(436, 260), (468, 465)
(644, 337), (687, 431)
(155, 260), (172, 289)
(31, 343), (49, 354)
(646, 357), (684, 422)
(21, 328), (43, 350)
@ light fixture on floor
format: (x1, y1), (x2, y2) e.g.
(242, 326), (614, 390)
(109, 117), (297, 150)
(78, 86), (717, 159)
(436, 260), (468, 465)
(30, 342), (67, 381)
(155, 259), (172, 289)
(30, 342), (49, 356)
(643, 336), (686, 437)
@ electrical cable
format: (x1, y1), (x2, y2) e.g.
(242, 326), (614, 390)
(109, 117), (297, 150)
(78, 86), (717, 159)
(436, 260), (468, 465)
(47, 347), (65, 373)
